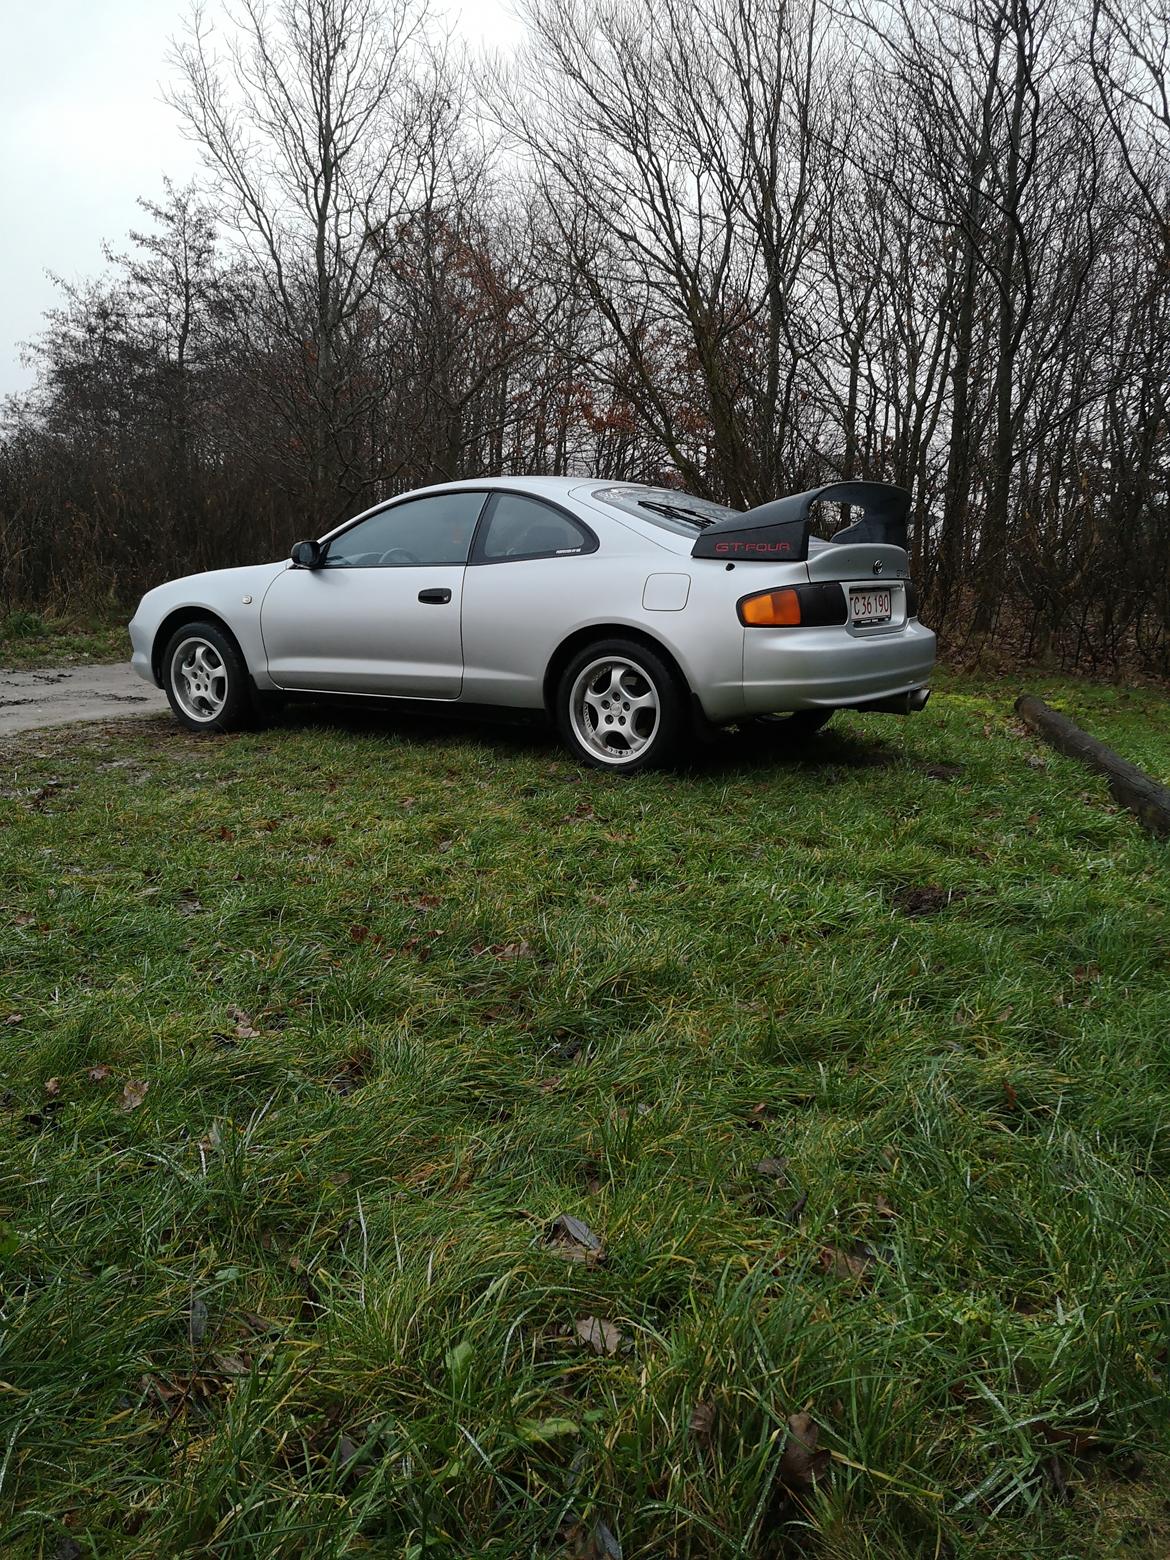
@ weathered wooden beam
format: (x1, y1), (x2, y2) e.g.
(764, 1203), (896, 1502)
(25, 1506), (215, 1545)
(1015, 695), (1170, 839)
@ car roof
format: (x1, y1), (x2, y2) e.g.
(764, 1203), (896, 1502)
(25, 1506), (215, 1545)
(324, 475), (659, 541)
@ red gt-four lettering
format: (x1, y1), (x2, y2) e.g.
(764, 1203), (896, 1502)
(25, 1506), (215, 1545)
(714, 540), (792, 555)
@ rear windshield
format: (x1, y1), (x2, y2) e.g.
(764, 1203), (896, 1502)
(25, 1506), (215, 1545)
(591, 485), (741, 537)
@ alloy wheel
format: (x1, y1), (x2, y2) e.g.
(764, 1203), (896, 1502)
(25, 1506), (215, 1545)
(568, 655), (661, 766)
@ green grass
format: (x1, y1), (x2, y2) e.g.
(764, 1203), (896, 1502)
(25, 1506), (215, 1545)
(0, 608), (128, 669)
(2, 680), (1169, 1557)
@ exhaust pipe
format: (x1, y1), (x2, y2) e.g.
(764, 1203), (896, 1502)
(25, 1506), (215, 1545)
(855, 687), (931, 715)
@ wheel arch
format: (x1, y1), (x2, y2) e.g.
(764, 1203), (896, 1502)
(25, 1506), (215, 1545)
(152, 608), (250, 686)
(542, 623), (692, 716)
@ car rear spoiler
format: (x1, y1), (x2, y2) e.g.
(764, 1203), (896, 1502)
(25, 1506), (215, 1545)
(690, 481), (910, 560)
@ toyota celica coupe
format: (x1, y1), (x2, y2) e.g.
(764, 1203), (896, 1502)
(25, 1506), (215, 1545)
(129, 476), (936, 770)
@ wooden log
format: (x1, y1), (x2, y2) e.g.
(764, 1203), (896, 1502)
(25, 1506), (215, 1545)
(1015, 695), (1170, 839)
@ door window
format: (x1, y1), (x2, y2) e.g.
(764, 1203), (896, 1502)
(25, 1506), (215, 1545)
(475, 493), (597, 562)
(325, 492), (486, 568)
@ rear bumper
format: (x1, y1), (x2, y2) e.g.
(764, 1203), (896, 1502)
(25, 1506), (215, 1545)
(740, 619), (937, 715)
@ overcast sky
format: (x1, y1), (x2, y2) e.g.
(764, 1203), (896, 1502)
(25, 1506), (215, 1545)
(0, 0), (521, 400)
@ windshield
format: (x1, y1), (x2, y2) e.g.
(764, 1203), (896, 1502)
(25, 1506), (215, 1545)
(590, 485), (741, 537)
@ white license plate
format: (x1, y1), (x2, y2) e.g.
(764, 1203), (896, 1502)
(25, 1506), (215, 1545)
(850, 588), (892, 625)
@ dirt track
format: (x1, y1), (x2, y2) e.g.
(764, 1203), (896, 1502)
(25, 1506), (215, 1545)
(0, 663), (168, 737)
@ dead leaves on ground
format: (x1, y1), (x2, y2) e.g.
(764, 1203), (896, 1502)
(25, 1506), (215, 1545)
(227, 1004), (259, 1039)
(817, 1242), (873, 1282)
(120, 1079), (149, 1112)
(469, 938), (535, 961)
(777, 1410), (831, 1492)
(188, 1294), (209, 1346)
(547, 1213), (606, 1267)
(563, 1520), (622, 1559)
(573, 1316), (625, 1356)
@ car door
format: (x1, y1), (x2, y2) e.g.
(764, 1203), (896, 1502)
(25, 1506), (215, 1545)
(260, 490), (487, 698)
(459, 491), (602, 706)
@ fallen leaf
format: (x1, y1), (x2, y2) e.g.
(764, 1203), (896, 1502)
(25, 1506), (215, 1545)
(241, 1311), (281, 1335)
(120, 1079), (149, 1112)
(490, 939), (534, 959)
(1040, 1452), (1072, 1503)
(188, 1295), (209, 1345)
(689, 1401), (716, 1438)
(348, 924), (369, 943)
(225, 1004), (258, 1039)
(818, 1243), (874, 1281)
(176, 890), (204, 915)
(4, 1013), (22, 1026)
(874, 1193), (897, 1219)
(777, 1410), (831, 1491)
(548, 1213), (606, 1266)
(755, 1156), (788, 1180)
(923, 762), (963, 781)
(1002, 1079), (1019, 1109)
(1036, 1420), (1102, 1457)
(575, 1316), (624, 1356)
(211, 1352), (250, 1376)
(565, 1520), (622, 1559)
(44, 1077), (61, 1097)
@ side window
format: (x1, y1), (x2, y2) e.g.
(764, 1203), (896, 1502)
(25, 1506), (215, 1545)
(476, 493), (596, 562)
(324, 492), (486, 568)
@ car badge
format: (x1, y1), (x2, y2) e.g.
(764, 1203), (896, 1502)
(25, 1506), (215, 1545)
(872, 560), (884, 575)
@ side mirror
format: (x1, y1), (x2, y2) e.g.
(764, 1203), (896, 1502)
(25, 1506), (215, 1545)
(290, 539), (324, 569)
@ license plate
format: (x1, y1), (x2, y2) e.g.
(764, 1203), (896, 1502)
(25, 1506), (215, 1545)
(850, 588), (892, 625)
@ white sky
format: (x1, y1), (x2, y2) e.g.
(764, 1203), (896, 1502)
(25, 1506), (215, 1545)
(0, 0), (522, 398)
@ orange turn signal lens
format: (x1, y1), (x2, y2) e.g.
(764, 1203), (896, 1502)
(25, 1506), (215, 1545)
(738, 588), (802, 626)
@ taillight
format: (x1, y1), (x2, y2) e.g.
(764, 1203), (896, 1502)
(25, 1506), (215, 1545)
(737, 582), (847, 627)
(739, 588), (802, 626)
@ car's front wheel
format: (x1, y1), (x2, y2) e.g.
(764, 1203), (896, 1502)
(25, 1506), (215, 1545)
(162, 621), (254, 733)
(557, 638), (685, 772)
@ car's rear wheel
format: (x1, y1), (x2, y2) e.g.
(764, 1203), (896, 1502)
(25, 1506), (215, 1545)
(163, 621), (254, 733)
(557, 638), (684, 772)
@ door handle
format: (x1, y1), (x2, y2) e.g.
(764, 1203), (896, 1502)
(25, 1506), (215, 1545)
(417, 588), (452, 604)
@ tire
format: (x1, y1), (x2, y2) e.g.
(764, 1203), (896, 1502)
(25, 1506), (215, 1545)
(556, 637), (686, 772)
(751, 710), (835, 739)
(162, 620), (255, 733)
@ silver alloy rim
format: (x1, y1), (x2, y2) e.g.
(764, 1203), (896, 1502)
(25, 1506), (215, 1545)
(569, 655), (661, 765)
(171, 636), (229, 722)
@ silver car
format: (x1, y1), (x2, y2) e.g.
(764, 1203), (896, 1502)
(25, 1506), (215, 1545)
(129, 475), (936, 770)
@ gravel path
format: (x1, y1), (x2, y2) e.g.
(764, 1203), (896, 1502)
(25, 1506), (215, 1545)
(0, 663), (168, 736)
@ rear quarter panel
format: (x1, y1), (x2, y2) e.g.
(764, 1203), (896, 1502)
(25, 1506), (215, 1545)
(458, 518), (751, 718)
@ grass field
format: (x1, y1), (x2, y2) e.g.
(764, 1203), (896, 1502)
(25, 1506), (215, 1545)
(0, 609), (127, 670)
(2, 681), (1169, 1557)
